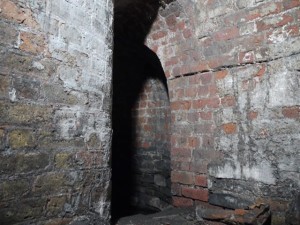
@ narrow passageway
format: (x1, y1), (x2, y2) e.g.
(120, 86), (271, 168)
(111, 0), (171, 223)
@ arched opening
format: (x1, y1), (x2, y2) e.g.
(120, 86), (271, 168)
(111, 0), (171, 223)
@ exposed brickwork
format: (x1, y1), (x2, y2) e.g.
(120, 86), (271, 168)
(144, 0), (300, 223)
(131, 79), (171, 211)
(0, 0), (113, 224)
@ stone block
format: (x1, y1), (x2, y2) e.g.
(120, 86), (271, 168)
(32, 172), (79, 195)
(8, 129), (35, 149)
(5, 103), (53, 125)
(286, 193), (300, 225)
(0, 50), (35, 74)
(43, 84), (88, 105)
(0, 179), (30, 200)
(209, 193), (253, 209)
(54, 152), (73, 169)
(0, 197), (45, 224)
(154, 174), (167, 187)
(46, 196), (67, 216)
(11, 75), (41, 100)
(0, 152), (49, 173)
(0, 128), (5, 149)
(0, 21), (18, 47)
(0, 75), (9, 100)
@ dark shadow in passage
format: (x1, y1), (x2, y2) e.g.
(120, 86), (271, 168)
(111, 0), (169, 223)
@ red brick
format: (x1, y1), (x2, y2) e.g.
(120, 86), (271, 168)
(177, 21), (185, 30)
(197, 86), (209, 97)
(215, 70), (228, 80)
(170, 100), (191, 111)
(200, 73), (213, 85)
(255, 64), (266, 77)
(213, 26), (239, 41)
(195, 175), (208, 187)
(194, 123), (215, 134)
(165, 57), (178, 67)
(186, 87), (198, 98)
(19, 32), (46, 55)
(208, 84), (218, 96)
(182, 187), (209, 202)
(222, 123), (237, 134)
(276, 14), (294, 27)
(247, 111), (258, 120)
(183, 28), (193, 39)
(188, 137), (200, 148)
(199, 111), (213, 120)
(166, 14), (177, 27)
(285, 25), (300, 37)
(283, 0), (300, 10)
(193, 62), (210, 72)
(192, 99), (207, 109)
(171, 183), (182, 195)
(190, 160), (208, 174)
(171, 171), (195, 185)
(171, 147), (191, 158)
(152, 30), (167, 40)
(173, 196), (194, 207)
(171, 160), (190, 171)
(0, 0), (38, 28)
(206, 98), (220, 108)
(282, 106), (300, 119)
(221, 96), (236, 107)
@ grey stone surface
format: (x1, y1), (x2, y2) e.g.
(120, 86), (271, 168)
(209, 193), (252, 210)
(117, 207), (208, 225)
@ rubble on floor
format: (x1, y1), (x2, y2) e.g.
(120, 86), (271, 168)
(116, 203), (272, 225)
(197, 203), (271, 225)
(116, 207), (213, 225)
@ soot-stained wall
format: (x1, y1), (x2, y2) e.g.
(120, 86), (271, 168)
(112, 0), (171, 219)
(0, 0), (113, 224)
(144, 0), (300, 224)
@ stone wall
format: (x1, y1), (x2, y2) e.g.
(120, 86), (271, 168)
(145, 0), (300, 224)
(0, 0), (113, 224)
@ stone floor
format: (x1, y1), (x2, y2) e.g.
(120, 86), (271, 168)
(116, 207), (224, 225)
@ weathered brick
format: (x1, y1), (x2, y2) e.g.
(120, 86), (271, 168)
(282, 106), (300, 119)
(0, 0), (38, 27)
(171, 171), (195, 185)
(182, 187), (209, 202)
(0, 179), (30, 200)
(247, 111), (258, 120)
(173, 196), (194, 207)
(222, 123), (237, 134)
(19, 31), (46, 54)
(195, 174), (208, 187)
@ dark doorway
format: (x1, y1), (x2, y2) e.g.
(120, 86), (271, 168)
(111, 0), (170, 223)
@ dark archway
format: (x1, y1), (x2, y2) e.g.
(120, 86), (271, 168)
(111, 0), (170, 223)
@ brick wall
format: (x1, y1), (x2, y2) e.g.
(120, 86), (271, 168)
(0, 0), (113, 224)
(144, 0), (300, 223)
(131, 79), (171, 211)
